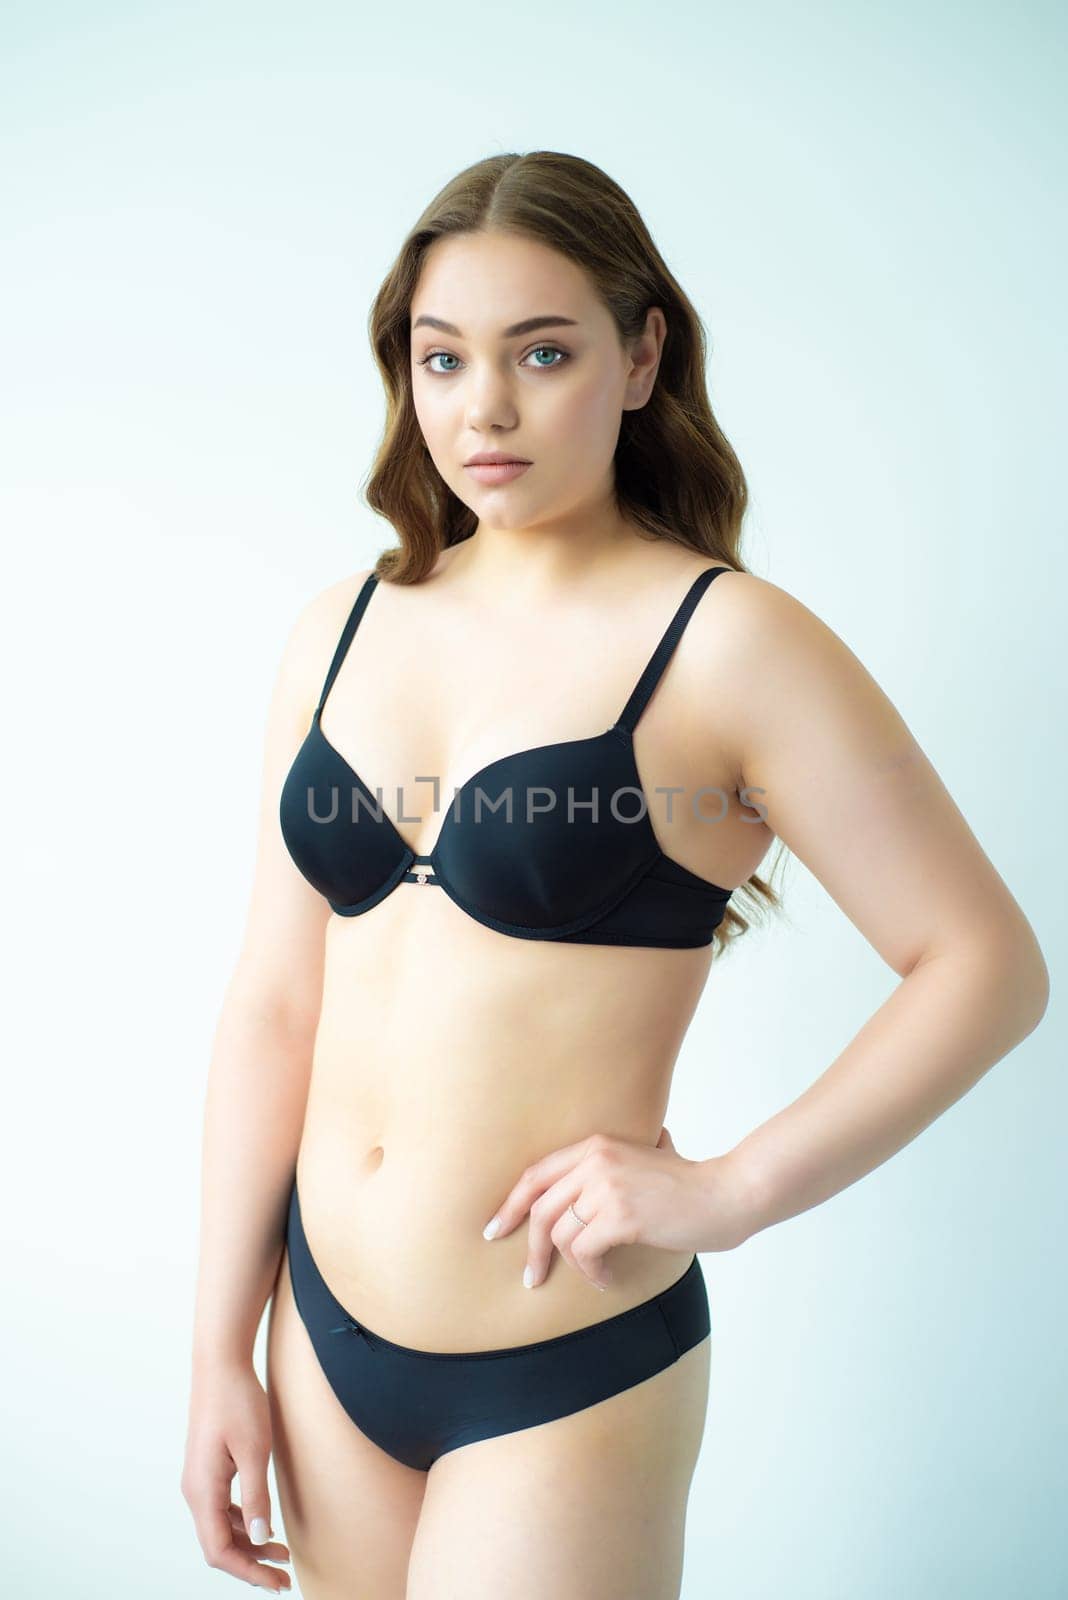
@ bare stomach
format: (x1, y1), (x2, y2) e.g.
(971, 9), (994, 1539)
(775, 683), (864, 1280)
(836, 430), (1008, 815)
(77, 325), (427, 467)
(293, 892), (714, 1352)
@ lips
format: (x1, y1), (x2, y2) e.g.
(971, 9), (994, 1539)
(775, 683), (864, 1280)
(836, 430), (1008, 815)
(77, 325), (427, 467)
(464, 461), (532, 484)
(464, 454), (531, 466)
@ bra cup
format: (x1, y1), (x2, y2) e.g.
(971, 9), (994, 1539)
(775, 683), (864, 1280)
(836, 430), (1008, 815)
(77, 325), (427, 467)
(276, 565), (738, 941)
(279, 724), (409, 910)
(433, 734), (658, 929)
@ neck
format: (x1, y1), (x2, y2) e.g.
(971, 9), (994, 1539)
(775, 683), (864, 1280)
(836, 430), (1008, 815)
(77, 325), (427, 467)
(445, 500), (642, 603)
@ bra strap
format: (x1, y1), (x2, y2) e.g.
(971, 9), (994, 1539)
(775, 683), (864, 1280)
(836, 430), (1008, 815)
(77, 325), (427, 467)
(315, 572), (379, 716)
(614, 566), (731, 735)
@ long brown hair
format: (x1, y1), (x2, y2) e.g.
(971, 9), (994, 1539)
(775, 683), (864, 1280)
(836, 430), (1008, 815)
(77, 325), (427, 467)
(361, 149), (784, 951)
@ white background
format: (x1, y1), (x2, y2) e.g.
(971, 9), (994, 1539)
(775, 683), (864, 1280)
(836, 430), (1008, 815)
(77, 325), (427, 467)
(2, 2), (1063, 1594)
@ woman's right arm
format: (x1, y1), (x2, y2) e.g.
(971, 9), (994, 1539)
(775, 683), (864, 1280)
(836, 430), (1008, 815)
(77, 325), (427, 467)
(181, 573), (367, 1592)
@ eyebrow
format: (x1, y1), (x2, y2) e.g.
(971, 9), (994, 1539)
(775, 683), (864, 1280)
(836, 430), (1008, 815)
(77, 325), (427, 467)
(411, 314), (580, 338)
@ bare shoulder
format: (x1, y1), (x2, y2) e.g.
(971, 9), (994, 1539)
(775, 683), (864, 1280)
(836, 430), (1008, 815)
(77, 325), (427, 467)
(289, 565), (376, 646)
(697, 570), (917, 776)
(696, 565), (834, 653)
(279, 566), (376, 718)
(692, 569), (1039, 977)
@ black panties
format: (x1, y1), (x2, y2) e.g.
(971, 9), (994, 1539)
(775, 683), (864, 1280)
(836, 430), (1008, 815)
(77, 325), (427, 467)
(285, 1177), (711, 1472)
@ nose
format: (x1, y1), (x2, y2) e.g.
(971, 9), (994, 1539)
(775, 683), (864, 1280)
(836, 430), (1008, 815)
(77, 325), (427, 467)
(463, 367), (520, 433)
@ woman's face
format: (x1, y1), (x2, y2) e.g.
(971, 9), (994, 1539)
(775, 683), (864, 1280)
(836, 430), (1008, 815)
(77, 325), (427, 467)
(409, 230), (664, 533)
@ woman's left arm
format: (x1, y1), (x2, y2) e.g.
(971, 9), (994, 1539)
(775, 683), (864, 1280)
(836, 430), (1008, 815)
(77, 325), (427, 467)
(481, 575), (1049, 1287)
(705, 574), (1051, 1243)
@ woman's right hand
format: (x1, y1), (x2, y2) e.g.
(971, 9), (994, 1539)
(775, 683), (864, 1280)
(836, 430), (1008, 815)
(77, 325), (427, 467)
(181, 1360), (293, 1592)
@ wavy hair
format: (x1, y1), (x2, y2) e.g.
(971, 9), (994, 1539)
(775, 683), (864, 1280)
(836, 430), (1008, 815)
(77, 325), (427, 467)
(360, 149), (784, 951)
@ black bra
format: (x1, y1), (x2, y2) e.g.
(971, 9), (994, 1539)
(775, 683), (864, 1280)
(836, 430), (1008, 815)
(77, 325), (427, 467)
(279, 565), (736, 948)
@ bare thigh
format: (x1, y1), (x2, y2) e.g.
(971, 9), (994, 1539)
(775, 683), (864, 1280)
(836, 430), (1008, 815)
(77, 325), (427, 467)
(405, 1331), (711, 1600)
(265, 1245), (427, 1600)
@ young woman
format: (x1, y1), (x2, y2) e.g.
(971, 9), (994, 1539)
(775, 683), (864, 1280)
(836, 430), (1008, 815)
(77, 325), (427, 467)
(181, 151), (1049, 1599)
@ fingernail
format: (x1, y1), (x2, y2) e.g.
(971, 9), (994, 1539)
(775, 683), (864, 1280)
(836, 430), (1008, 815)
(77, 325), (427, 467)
(249, 1517), (270, 1545)
(523, 1264), (535, 1288)
(483, 1217), (501, 1239)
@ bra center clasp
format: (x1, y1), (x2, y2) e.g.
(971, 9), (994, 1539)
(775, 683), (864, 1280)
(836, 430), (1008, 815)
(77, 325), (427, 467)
(410, 853), (436, 886)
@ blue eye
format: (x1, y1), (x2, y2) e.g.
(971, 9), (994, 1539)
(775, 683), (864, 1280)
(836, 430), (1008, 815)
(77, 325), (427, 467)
(421, 351), (461, 374)
(417, 345), (569, 376)
(525, 345), (566, 369)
